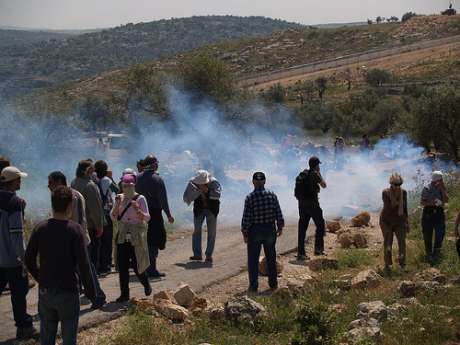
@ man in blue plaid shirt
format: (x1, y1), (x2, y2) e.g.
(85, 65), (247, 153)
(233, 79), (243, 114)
(241, 172), (284, 293)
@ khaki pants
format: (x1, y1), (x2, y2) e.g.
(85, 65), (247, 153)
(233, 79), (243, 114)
(380, 221), (406, 267)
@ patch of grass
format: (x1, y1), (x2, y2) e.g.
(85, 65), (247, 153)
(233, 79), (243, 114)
(336, 249), (375, 269)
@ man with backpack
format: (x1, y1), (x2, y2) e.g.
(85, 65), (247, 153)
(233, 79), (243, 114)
(295, 156), (327, 260)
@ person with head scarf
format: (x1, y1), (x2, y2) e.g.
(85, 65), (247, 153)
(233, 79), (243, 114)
(421, 171), (449, 262)
(380, 173), (409, 274)
(111, 174), (152, 302)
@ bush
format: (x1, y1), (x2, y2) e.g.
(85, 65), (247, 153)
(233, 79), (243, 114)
(292, 303), (333, 345)
(366, 69), (391, 87)
(401, 12), (417, 22)
(266, 83), (286, 103)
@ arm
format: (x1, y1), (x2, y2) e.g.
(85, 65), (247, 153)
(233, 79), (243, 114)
(133, 196), (151, 222)
(8, 206), (26, 263)
(74, 229), (96, 301)
(209, 180), (222, 200)
(274, 195), (285, 234)
(159, 179), (171, 218)
(24, 229), (39, 282)
(316, 171), (327, 189)
(86, 184), (104, 229)
(241, 196), (252, 236)
(110, 194), (122, 221)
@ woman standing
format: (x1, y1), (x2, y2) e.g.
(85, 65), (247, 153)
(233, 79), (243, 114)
(379, 173), (409, 275)
(111, 174), (152, 302)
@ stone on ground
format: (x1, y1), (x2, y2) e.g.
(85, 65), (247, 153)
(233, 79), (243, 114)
(357, 301), (388, 322)
(153, 299), (190, 322)
(414, 268), (447, 284)
(174, 284), (198, 308)
(399, 281), (416, 298)
(259, 256), (284, 276)
(326, 220), (341, 233)
(351, 269), (382, 289)
(224, 296), (266, 324)
(351, 212), (371, 227)
(307, 257), (339, 271)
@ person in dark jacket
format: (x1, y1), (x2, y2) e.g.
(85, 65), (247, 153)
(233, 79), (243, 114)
(295, 156), (327, 260)
(241, 172), (284, 293)
(135, 155), (174, 278)
(379, 173), (409, 275)
(183, 170), (221, 263)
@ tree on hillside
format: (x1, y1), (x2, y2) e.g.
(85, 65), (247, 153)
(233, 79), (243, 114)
(376, 16), (383, 24)
(266, 83), (285, 103)
(401, 12), (417, 22)
(411, 87), (460, 162)
(366, 69), (391, 87)
(315, 77), (328, 102)
(178, 53), (235, 103)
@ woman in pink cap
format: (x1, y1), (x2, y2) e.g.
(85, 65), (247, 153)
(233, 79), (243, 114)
(111, 174), (152, 302)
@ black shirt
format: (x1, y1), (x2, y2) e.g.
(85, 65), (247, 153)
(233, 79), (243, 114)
(25, 219), (95, 300)
(136, 170), (171, 217)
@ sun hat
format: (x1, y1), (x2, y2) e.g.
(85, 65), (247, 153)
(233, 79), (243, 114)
(191, 170), (210, 185)
(0, 166), (28, 183)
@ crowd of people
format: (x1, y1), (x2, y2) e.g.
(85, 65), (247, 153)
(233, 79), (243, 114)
(0, 153), (458, 345)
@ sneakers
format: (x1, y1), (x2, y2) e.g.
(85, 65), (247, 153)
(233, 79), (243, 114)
(116, 295), (130, 303)
(16, 326), (38, 340)
(189, 256), (203, 261)
(144, 284), (152, 297)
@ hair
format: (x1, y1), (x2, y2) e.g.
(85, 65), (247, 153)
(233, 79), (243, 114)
(76, 160), (93, 178)
(0, 156), (10, 173)
(48, 171), (67, 186)
(94, 160), (108, 179)
(389, 173), (403, 185)
(51, 186), (73, 213)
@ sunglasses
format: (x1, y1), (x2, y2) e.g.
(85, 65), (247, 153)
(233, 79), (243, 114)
(391, 183), (402, 186)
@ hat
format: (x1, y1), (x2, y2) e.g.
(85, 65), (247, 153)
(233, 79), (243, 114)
(191, 170), (210, 185)
(431, 171), (443, 182)
(252, 172), (266, 181)
(0, 166), (27, 183)
(308, 156), (322, 168)
(122, 168), (136, 176)
(121, 174), (136, 185)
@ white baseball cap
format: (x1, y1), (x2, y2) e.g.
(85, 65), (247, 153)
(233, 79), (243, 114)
(191, 170), (210, 185)
(0, 166), (28, 183)
(431, 171), (443, 182)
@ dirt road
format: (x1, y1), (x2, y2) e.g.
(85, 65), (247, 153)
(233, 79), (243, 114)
(0, 222), (305, 344)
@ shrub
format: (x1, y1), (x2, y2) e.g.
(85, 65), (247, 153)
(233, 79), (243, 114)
(291, 303), (333, 345)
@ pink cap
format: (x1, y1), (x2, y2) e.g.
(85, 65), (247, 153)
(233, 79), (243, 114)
(121, 174), (136, 185)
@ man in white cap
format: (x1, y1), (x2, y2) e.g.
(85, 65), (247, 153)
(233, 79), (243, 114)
(183, 169), (221, 263)
(421, 171), (449, 261)
(0, 167), (37, 339)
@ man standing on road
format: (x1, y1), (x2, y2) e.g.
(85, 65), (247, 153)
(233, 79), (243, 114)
(241, 172), (284, 293)
(48, 171), (106, 309)
(71, 160), (104, 270)
(421, 171), (449, 262)
(295, 156), (327, 260)
(25, 186), (96, 345)
(0, 166), (37, 340)
(136, 155), (174, 278)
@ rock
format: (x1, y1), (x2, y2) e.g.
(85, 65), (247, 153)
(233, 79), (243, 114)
(307, 258), (339, 271)
(326, 220), (341, 233)
(272, 286), (294, 304)
(328, 303), (346, 314)
(338, 230), (368, 249)
(349, 317), (379, 329)
(351, 269), (382, 289)
(401, 297), (420, 306)
(357, 301), (388, 322)
(224, 296), (266, 324)
(352, 231), (368, 248)
(351, 212), (371, 227)
(334, 274), (352, 290)
(208, 306), (225, 321)
(153, 290), (176, 303)
(174, 284), (198, 308)
(338, 232), (354, 249)
(154, 299), (190, 322)
(189, 297), (208, 312)
(414, 268), (447, 284)
(259, 256), (284, 276)
(399, 281), (416, 298)
(414, 280), (440, 291)
(346, 325), (382, 344)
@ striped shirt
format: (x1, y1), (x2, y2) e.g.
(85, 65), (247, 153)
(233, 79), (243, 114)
(0, 190), (25, 267)
(241, 187), (284, 232)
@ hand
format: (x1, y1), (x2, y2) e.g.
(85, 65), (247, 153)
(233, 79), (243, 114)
(199, 184), (209, 194)
(96, 228), (103, 238)
(107, 170), (113, 179)
(115, 194), (122, 203)
(242, 232), (248, 243)
(131, 200), (140, 211)
(168, 216), (175, 224)
(434, 199), (443, 207)
(20, 199), (27, 211)
(277, 228), (283, 237)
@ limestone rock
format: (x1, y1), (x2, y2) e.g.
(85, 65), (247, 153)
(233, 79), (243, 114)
(352, 231), (368, 248)
(153, 290), (176, 303)
(272, 286), (294, 304)
(224, 296), (266, 324)
(208, 306), (225, 321)
(357, 301), (388, 322)
(414, 280), (440, 291)
(307, 258), (339, 271)
(351, 212), (371, 227)
(399, 281), (416, 298)
(351, 269), (382, 289)
(154, 299), (189, 322)
(346, 325), (382, 344)
(334, 274), (352, 290)
(189, 297), (208, 313)
(338, 230), (368, 249)
(414, 268), (447, 284)
(259, 256), (284, 276)
(174, 284), (198, 308)
(326, 220), (341, 233)
(338, 232), (354, 249)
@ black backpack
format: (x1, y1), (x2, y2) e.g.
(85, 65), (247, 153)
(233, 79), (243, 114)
(294, 169), (314, 200)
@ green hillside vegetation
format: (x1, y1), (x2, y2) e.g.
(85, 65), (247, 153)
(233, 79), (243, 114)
(0, 29), (77, 48)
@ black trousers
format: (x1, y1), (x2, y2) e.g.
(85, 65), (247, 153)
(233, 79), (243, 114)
(0, 266), (33, 329)
(117, 242), (150, 298)
(298, 203), (325, 256)
(88, 228), (101, 269)
(99, 215), (113, 272)
(421, 207), (446, 257)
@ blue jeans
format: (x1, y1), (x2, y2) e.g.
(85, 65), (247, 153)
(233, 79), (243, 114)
(38, 288), (80, 345)
(247, 224), (278, 290)
(0, 266), (33, 329)
(193, 210), (217, 257)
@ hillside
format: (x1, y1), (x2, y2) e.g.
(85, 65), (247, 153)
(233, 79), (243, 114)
(0, 16), (302, 98)
(0, 29), (78, 48)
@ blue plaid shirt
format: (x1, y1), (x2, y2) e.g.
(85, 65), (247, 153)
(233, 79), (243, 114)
(241, 187), (284, 232)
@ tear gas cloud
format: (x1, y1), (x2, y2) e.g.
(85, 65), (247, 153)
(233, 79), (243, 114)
(0, 89), (452, 227)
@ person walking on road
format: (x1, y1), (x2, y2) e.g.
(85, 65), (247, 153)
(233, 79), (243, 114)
(183, 169), (221, 263)
(241, 172), (284, 293)
(295, 156), (327, 260)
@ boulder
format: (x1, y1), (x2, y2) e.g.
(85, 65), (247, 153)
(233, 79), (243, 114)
(349, 317), (379, 329)
(307, 258), (339, 271)
(399, 281), (416, 298)
(357, 301), (388, 322)
(174, 284), (197, 308)
(189, 297), (208, 313)
(351, 269), (382, 289)
(272, 286), (294, 304)
(351, 212), (371, 227)
(259, 256), (284, 276)
(338, 232), (354, 249)
(224, 296), (266, 324)
(208, 306), (225, 321)
(326, 220), (341, 233)
(153, 290), (176, 303)
(346, 325), (382, 344)
(414, 280), (440, 291)
(338, 230), (368, 249)
(414, 268), (447, 284)
(154, 299), (190, 322)
(352, 231), (368, 248)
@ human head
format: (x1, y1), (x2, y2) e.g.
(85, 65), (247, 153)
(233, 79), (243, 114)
(0, 156), (10, 173)
(137, 159), (145, 173)
(48, 171), (67, 192)
(389, 173), (403, 189)
(0, 166), (27, 192)
(76, 160), (93, 178)
(431, 171), (443, 186)
(121, 174), (136, 197)
(94, 160), (108, 179)
(252, 171), (266, 188)
(191, 170), (210, 185)
(51, 185), (73, 216)
(143, 155), (158, 171)
(308, 156), (321, 171)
